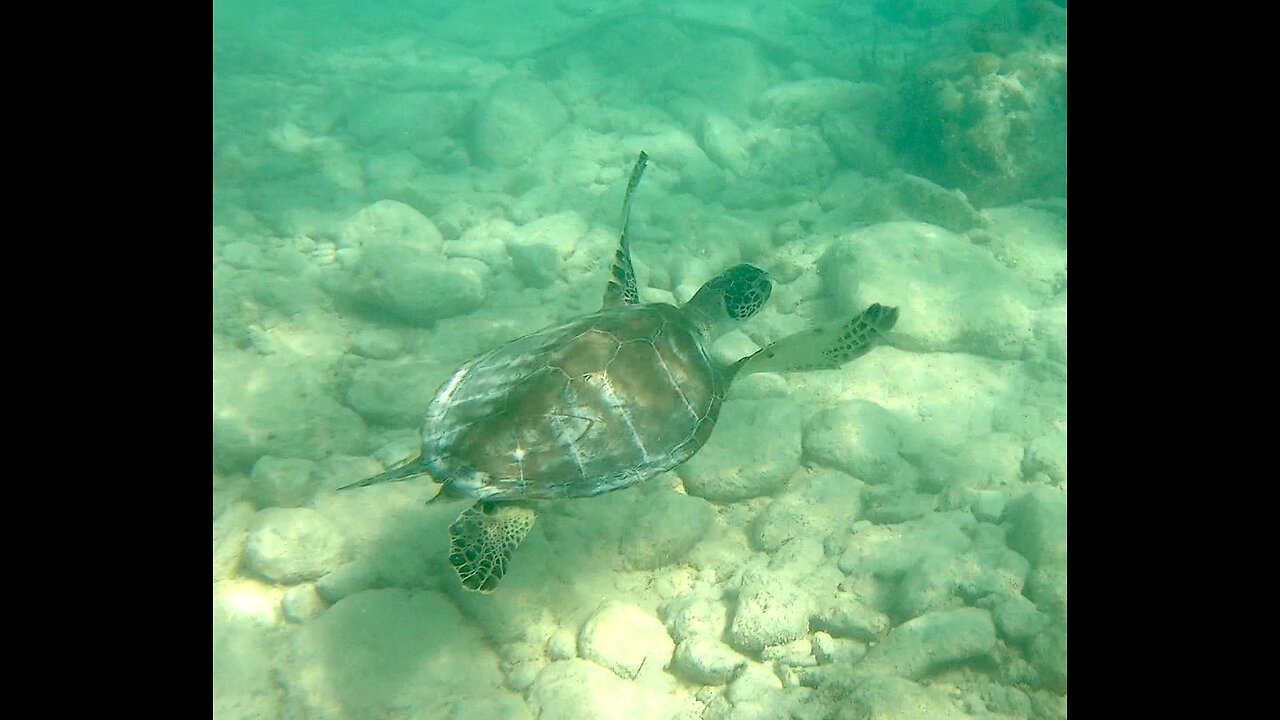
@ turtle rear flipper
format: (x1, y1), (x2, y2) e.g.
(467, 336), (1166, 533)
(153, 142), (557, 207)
(602, 151), (648, 308)
(448, 502), (538, 593)
(738, 303), (899, 375)
(337, 453), (427, 491)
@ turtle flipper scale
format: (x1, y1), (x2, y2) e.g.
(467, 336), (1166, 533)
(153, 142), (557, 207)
(448, 502), (538, 593)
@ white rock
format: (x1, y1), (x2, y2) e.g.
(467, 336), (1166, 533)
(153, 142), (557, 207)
(314, 558), (380, 604)
(699, 112), (749, 175)
(1026, 431), (1067, 486)
(345, 359), (450, 426)
(802, 401), (916, 486)
(725, 662), (782, 704)
(281, 583), (327, 623)
(856, 607), (996, 679)
(619, 490), (716, 570)
(821, 221), (1045, 359)
(751, 471), (863, 552)
(973, 489), (1007, 522)
(837, 511), (975, 579)
(992, 594), (1047, 644)
(214, 350), (368, 472)
(213, 501), (255, 582)
(1005, 486), (1067, 568)
(546, 627), (577, 661)
(578, 601), (675, 681)
(337, 199), (444, 256)
(979, 205), (1068, 295)
(214, 580), (286, 719)
(248, 456), (320, 508)
(662, 591), (730, 643)
(679, 398), (803, 502)
(506, 211), (589, 288)
(342, 243), (488, 325)
(243, 507), (348, 584)
(471, 77), (568, 168)
(280, 589), (528, 719)
(348, 327), (403, 360)
(728, 569), (811, 653)
(671, 638), (748, 685)
(810, 593), (890, 642)
(841, 675), (970, 720)
(528, 659), (688, 720)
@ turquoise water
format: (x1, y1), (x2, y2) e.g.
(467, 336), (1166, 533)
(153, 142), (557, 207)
(214, 1), (1066, 718)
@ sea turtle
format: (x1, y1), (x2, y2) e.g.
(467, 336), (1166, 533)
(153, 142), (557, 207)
(341, 151), (898, 593)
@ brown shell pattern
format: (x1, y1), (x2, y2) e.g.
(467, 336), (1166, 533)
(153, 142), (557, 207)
(420, 303), (729, 501)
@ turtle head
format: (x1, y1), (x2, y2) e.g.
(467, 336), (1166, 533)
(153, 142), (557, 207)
(685, 264), (772, 338)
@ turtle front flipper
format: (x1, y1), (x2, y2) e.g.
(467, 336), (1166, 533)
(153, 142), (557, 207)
(737, 303), (899, 375)
(448, 502), (538, 593)
(602, 151), (649, 308)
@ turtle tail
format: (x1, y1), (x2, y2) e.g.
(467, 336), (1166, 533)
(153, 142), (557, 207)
(337, 453), (429, 491)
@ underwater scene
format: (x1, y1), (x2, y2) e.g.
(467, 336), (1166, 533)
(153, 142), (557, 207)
(213, 1), (1066, 718)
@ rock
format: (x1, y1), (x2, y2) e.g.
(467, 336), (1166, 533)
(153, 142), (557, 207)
(213, 501), (255, 582)
(728, 570), (811, 653)
(837, 675), (970, 720)
(339, 200), (443, 254)
(821, 221), (1045, 358)
(316, 455), (384, 494)
(663, 591), (730, 643)
(280, 589), (528, 719)
(471, 77), (568, 168)
(750, 471), (863, 552)
(345, 359), (448, 426)
(679, 399), (803, 502)
(862, 490), (936, 524)
(856, 607), (996, 679)
(1029, 625), (1067, 694)
(977, 206), (1067, 295)
(247, 456), (320, 508)
(992, 594), (1047, 644)
(529, 659), (686, 720)
(505, 211), (589, 288)
(760, 637), (815, 667)
(214, 581), (286, 719)
(802, 401), (916, 486)
(891, 172), (984, 232)
(973, 489), (1007, 522)
(811, 593), (890, 641)
(546, 627), (577, 661)
(1005, 487), (1066, 568)
(699, 112), (749, 175)
(1024, 564), (1067, 615)
(578, 601), (675, 681)
(671, 638), (748, 685)
(725, 663), (783, 704)
(895, 542), (1030, 620)
(811, 631), (866, 666)
(214, 351), (369, 472)
(1025, 431), (1067, 485)
(619, 490), (716, 570)
(343, 243), (488, 325)
(315, 558), (381, 604)
(282, 583), (327, 623)
(838, 511), (975, 580)
(243, 508), (348, 584)
(221, 240), (264, 269)
(349, 327), (404, 359)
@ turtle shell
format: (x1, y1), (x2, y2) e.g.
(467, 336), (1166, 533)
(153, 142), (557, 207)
(419, 302), (729, 502)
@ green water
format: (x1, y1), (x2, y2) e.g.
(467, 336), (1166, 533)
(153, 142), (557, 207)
(214, 1), (1066, 718)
